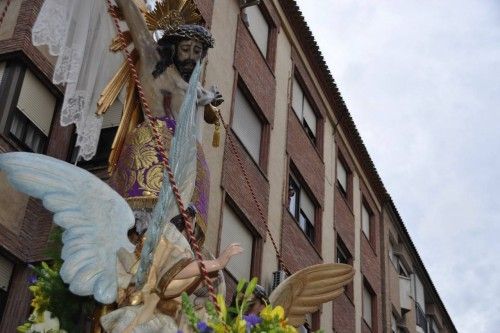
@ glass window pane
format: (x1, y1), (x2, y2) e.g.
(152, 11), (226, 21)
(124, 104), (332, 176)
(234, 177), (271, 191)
(299, 191), (315, 225)
(361, 203), (370, 239)
(246, 5), (269, 57)
(288, 177), (299, 218)
(337, 159), (348, 192)
(363, 285), (373, 327)
(302, 97), (316, 137)
(9, 112), (24, 139)
(232, 88), (262, 162)
(220, 204), (253, 280)
(292, 77), (303, 119)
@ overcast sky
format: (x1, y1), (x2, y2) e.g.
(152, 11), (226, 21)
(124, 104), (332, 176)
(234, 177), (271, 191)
(295, 1), (500, 332)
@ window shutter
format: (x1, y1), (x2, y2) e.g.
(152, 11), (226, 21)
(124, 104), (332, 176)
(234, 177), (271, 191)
(337, 159), (348, 191)
(220, 204), (253, 280)
(414, 274), (426, 311)
(300, 191), (315, 225)
(102, 100), (123, 129)
(361, 203), (370, 238)
(0, 255), (13, 291)
(246, 5), (269, 57)
(232, 88), (262, 162)
(302, 97), (316, 136)
(291, 77), (303, 119)
(17, 70), (56, 136)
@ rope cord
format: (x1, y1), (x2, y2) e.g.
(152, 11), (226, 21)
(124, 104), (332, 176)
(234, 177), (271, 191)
(105, 2), (218, 307)
(216, 110), (289, 273)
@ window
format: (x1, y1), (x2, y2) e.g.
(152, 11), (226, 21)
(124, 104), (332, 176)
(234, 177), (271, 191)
(8, 108), (47, 153)
(0, 255), (14, 321)
(391, 313), (397, 333)
(245, 5), (269, 57)
(414, 274), (425, 313)
(288, 173), (315, 242)
(429, 317), (440, 333)
(388, 240), (397, 268)
(361, 201), (371, 240)
(232, 87), (262, 163)
(398, 260), (409, 278)
(336, 236), (351, 264)
(71, 100), (122, 167)
(292, 77), (317, 141)
(363, 282), (374, 328)
(7, 69), (56, 152)
(220, 203), (254, 280)
(336, 158), (348, 194)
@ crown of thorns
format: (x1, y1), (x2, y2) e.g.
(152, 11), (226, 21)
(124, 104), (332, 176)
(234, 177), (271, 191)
(160, 24), (214, 49)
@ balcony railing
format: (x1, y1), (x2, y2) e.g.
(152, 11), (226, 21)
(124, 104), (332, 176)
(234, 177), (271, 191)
(416, 303), (428, 333)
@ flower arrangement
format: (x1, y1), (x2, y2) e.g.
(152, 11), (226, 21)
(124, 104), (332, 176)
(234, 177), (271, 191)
(181, 278), (300, 333)
(16, 228), (96, 333)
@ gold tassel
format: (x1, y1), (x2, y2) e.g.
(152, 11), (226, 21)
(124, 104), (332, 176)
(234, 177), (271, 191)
(212, 120), (220, 147)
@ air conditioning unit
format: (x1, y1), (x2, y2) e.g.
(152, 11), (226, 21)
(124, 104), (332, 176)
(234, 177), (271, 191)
(272, 270), (287, 290)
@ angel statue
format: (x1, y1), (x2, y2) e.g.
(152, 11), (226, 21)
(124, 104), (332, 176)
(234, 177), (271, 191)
(0, 62), (241, 333)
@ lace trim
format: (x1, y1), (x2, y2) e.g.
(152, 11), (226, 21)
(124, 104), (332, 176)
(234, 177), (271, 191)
(31, 0), (70, 56)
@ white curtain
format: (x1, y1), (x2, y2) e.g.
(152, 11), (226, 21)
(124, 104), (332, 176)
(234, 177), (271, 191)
(32, 0), (124, 160)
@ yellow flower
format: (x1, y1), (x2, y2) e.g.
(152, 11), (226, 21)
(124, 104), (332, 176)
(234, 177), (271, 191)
(232, 319), (246, 333)
(260, 305), (285, 321)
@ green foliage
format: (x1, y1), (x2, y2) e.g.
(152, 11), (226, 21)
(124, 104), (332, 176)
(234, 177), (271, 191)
(180, 278), (300, 333)
(18, 227), (96, 333)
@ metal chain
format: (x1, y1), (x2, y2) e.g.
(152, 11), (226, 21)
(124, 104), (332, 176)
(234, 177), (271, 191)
(105, 2), (218, 308)
(216, 110), (289, 273)
(0, 0), (12, 28)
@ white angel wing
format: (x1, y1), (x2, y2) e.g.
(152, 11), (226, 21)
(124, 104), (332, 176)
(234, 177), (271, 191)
(269, 263), (355, 327)
(0, 152), (135, 304)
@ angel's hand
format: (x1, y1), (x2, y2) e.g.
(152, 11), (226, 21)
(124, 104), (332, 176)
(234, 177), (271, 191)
(217, 243), (243, 267)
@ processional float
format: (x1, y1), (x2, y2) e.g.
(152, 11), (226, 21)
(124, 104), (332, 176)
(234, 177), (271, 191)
(1, 1), (354, 332)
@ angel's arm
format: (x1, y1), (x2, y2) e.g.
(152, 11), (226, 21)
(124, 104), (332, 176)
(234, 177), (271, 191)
(174, 243), (242, 280)
(114, 0), (158, 67)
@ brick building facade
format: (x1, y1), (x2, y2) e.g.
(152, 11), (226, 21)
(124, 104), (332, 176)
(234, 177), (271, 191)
(0, 0), (457, 332)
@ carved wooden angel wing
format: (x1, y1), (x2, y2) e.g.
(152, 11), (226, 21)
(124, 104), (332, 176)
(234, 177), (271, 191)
(0, 152), (135, 304)
(269, 263), (355, 327)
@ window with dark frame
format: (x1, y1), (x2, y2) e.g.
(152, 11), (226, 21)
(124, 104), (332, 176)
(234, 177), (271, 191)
(291, 76), (317, 143)
(336, 236), (352, 265)
(232, 86), (263, 164)
(288, 173), (316, 243)
(220, 202), (255, 281)
(336, 157), (348, 195)
(245, 5), (270, 58)
(361, 201), (372, 241)
(363, 281), (375, 329)
(8, 108), (47, 153)
(2, 68), (57, 154)
(70, 126), (118, 168)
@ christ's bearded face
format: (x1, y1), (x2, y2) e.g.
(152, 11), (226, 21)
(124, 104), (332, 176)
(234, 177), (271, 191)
(174, 39), (204, 82)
